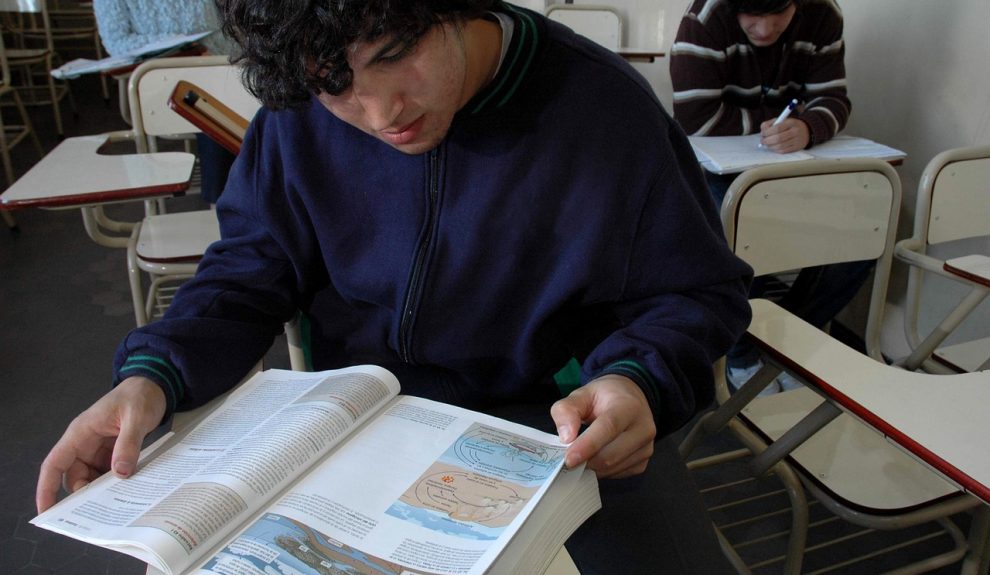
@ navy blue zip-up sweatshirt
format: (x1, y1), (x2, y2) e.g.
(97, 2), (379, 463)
(114, 5), (753, 437)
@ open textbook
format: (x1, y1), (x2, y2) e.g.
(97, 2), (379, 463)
(690, 134), (906, 174)
(52, 31), (215, 79)
(32, 366), (600, 575)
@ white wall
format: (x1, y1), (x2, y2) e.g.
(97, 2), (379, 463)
(554, 0), (691, 109)
(841, 0), (990, 356)
(545, 0), (990, 359)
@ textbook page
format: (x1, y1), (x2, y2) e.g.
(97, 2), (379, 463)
(689, 134), (813, 174)
(193, 395), (594, 575)
(31, 366), (400, 575)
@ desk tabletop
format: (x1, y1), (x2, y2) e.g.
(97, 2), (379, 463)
(617, 48), (665, 63)
(0, 134), (195, 210)
(748, 298), (990, 504)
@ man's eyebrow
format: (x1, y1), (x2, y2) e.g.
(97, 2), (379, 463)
(368, 36), (411, 64)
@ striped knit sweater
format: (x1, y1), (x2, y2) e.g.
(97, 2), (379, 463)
(669, 0), (849, 146)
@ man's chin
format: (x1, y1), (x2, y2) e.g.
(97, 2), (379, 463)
(381, 133), (445, 155)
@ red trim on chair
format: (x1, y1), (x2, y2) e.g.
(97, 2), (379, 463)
(943, 261), (990, 288)
(0, 184), (188, 210)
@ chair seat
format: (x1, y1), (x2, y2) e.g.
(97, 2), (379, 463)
(944, 254), (990, 287)
(933, 336), (990, 372)
(741, 386), (960, 511)
(6, 47), (49, 61)
(136, 209), (219, 264)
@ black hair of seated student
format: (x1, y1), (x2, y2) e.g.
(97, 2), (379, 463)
(195, 134), (237, 204)
(215, 0), (496, 110)
(727, 0), (799, 15)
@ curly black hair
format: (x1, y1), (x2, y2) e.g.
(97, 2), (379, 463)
(215, 0), (497, 110)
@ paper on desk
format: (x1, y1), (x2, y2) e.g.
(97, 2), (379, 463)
(804, 134), (906, 161)
(51, 55), (135, 79)
(689, 134), (812, 174)
(52, 30), (215, 79)
(689, 133), (906, 175)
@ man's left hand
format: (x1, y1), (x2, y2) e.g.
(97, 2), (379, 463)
(759, 117), (811, 153)
(550, 374), (656, 479)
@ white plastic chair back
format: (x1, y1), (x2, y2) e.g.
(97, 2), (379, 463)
(896, 145), (990, 372)
(923, 148), (990, 245)
(546, 4), (622, 51)
(723, 158), (900, 361)
(724, 164), (895, 277)
(127, 56), (261, 152)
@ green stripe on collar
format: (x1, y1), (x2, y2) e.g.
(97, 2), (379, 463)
(468, 3), (541, 115)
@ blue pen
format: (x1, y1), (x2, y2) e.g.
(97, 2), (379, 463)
(772, 98), (800, 126)
(759, 98), (800, 148)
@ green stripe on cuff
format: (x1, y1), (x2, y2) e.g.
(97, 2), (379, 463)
(601, 359), (662, 409)
(120, 355), (184, 411)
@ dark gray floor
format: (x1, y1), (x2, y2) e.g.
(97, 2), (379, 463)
(0, 72), (983, 575)
(1, 72), (156, 574)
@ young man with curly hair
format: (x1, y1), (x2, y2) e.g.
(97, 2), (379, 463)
(38, 2), (752, 572)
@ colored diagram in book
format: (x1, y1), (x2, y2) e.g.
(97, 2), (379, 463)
(385, 424), (565, 540)
(199, 513), (428, 575)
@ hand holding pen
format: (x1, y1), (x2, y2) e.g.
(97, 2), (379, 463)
(759, 98), (810, 153)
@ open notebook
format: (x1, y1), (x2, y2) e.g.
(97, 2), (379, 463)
(690, 134), (906, 174)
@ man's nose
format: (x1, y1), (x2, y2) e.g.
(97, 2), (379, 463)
(354, 86), (403, 131)
(751, 18), (771, 37)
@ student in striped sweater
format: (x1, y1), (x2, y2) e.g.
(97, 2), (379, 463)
(671, 0), (867, 393)
(670, 0), (849, 156)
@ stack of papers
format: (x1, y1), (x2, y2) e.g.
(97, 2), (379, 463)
(689, 134), (906, 174)
(52, 30), (215, 79)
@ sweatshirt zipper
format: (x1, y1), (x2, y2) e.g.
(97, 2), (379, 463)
(399, 149), (440, 363)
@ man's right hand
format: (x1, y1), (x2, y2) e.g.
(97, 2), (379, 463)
(36, 376), (167, 513)
(759, 117), (811, 153)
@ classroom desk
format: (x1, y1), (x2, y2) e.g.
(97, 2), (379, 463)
(618, 48), (665, 63)
(0, 133), (196, 247)
(747, 298), (990, 505)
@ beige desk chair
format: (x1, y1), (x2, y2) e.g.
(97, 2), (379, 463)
(0, 32), (43, 233)
(0, 0), (76, 136)
(678, 159), (983, 574)
(545, 4), (621, 51)
(32, 0), (108, 100)
(122, 56), (260, 326)
(894, 145), (990, 373)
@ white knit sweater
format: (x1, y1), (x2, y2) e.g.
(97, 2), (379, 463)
(93, 0), (236, 57)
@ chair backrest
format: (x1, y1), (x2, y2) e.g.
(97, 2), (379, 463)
(722, 158), (902, 360)
(0, 0), (43, 10)
(545, 4), (622, 51)
(127, 56), (262, 152)
(0, 32), (11, 88)
(914, 144), (990, 246)
(0, 0), (54, 52)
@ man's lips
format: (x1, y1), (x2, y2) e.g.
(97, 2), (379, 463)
(380, 115), (425, 146)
